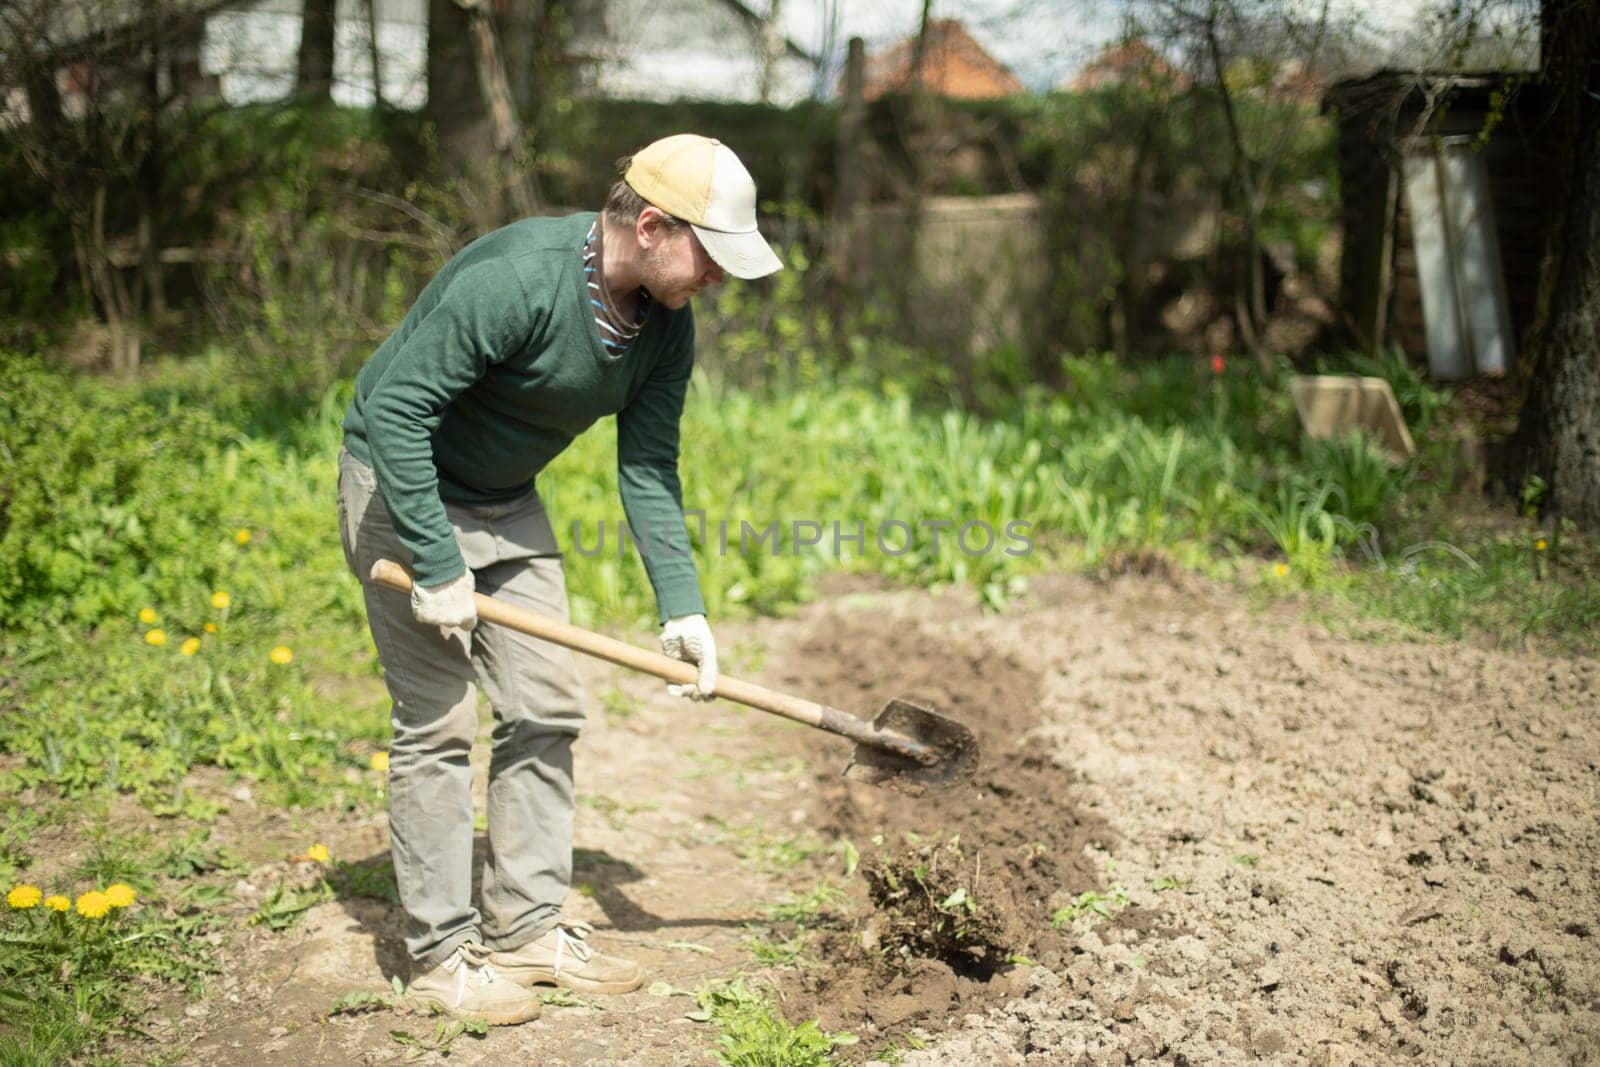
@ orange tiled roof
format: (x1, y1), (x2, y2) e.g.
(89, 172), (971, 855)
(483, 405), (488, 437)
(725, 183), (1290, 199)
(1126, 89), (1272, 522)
(848, 18), (1025, 100)
(1069, 38), (1190, 92)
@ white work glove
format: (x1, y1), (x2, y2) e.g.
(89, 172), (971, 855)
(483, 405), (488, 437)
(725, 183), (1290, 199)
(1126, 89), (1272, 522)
(410, 569), (477, 634)
(660, 613), (718, 701)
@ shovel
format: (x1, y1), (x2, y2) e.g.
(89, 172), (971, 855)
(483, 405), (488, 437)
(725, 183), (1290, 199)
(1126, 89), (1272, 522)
(370, 560), (978, 790)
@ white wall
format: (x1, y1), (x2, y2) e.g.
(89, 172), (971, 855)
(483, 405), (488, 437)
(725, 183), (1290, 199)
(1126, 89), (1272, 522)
(201, 0), (426, 109)
(586, 0), (816, 104)
(202, 0), (816, 109)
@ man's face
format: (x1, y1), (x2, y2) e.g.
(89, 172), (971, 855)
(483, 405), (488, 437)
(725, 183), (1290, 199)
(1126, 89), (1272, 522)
(639, 223), (726, 310)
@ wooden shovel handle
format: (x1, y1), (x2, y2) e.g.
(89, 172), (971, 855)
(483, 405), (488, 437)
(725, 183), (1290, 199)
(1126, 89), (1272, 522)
(368, 560), (931, 761)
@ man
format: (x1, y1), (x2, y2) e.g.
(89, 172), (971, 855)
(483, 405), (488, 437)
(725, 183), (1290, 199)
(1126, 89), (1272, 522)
(337, 134), (782, 1025)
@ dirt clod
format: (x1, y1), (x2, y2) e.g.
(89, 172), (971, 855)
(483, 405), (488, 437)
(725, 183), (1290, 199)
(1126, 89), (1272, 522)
(862, 839), (1018, 979)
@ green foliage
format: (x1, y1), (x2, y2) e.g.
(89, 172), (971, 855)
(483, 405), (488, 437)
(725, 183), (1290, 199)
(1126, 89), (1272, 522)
(549, 100), (832, 210)
(330, 858), (402, 905)
(1324, 532), (1600, 647)
(389, 1015), (487, 1060)
(1016, 84), (1338, 351)
(0, 876), (223, 1063)
(1302, 433), (1408, 530)
(764, 882), (847, 925)
(249, 879), (336, 931)
(1249, 479), (1346, 579)
(0, 352), (387, 809)
(328, 978), (404, 1019)
(741, 927), (809, 966)
(1050, 885), (1131, 929)
(695, 979), (854, 1067)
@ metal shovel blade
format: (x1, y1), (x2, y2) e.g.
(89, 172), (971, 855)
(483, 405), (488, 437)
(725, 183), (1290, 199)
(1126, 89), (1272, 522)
(843, 698), (980, 791)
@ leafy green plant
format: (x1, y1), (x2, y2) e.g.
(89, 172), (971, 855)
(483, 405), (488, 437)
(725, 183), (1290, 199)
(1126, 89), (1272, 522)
(249, 880), (335, 931)
(330, 859), (402, 905)
(741, 927), (809, 966)
(389, 1015), (488, 1060)
(0, 878), (221, 1062)
(1303, 433), (1408, 530)
(328, 978), (404, 1019)
(1050, 885), (1131, 929)
(718, 819), (821, 874)
(694, 979), (855, 1067)
(541, 987), (605, 1009)
(160, 831), (245, 880)
(1249, 479), (1346, 580)
(764, 882), (847, 925)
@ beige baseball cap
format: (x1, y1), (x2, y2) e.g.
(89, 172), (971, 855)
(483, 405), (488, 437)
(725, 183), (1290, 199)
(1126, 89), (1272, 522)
(624, 134), (783, 280)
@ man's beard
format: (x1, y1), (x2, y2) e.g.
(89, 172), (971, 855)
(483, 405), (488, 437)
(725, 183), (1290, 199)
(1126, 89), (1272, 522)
(639, 237), (690, 307)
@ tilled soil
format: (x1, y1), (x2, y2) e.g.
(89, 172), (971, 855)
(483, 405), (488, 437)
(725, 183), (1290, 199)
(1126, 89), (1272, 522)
(764, 599), (1108, 1038)
(93, 571), (1598, 1065)
(762, 574), (1600, 1065)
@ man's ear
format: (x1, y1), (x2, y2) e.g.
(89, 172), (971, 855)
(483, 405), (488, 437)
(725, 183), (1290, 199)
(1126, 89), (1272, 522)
(636, 206), (672, 250)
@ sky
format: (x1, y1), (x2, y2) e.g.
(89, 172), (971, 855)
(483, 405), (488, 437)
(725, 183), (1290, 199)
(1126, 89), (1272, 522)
(770, 0), (1528, 93)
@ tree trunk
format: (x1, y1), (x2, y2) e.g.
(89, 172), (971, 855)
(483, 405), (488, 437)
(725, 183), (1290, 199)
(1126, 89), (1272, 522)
(427, 0), (491, 156)
(1114, 110), (1159, 357)
(758, 0), (784, 103)
(366, 0), (385, 108)
(829, 36), (865, 289)
(298, 0), (338, 99)
(1201, 3), (1270, 375)
(80, 192), (140, 373)
(500, 0), (544, 114)
(137, 18), (166, 316)
(1511, 0), (1600, 531)
(460, 0), (539, 218)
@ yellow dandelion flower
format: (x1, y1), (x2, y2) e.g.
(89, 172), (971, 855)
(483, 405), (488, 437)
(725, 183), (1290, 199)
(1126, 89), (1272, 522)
(180, 637), (201, 656)
(6, 884), (42, 910)
(75, 891), (111, 919)
(204, 622), (218, 633)
(44, 895), (70, 913)
(304, 843), (331, 864)
(235, 528), (252, 545)
(103, 884), (137, 908)
(269, 645), (293, 665)
(370, 751), (390, 772)
(1535, 538), (1547, 552)
(211, 591), (231, 610)
(138, 608), (158, 625)
(1272, 562), (1290, 578)
(144, 629), (167, 647)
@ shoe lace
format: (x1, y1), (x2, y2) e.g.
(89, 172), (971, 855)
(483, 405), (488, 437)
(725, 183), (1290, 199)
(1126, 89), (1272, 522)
(550, 918), (594, 977)
(441, 942), (499, 1008)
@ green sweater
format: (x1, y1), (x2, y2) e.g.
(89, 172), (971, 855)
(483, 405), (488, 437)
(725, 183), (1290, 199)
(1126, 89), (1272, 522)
(343, 211), (704, 622)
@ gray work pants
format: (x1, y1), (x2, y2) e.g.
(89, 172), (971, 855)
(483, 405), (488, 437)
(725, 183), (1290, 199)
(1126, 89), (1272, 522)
(337, 448), (587, 969)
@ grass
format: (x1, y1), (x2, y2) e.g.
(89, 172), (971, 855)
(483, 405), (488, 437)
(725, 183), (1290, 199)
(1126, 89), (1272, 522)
(0, 853), (228, 1062)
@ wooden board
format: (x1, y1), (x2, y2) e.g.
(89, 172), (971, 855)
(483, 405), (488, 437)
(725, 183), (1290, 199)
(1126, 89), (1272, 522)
(1289, 375), (1416, 460)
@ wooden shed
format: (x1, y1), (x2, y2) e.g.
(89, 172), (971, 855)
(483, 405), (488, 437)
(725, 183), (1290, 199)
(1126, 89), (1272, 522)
(1322, 71), (1547, 381)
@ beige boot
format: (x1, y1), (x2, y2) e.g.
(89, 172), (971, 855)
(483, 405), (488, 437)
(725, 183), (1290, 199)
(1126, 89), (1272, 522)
(489, 918), (644, 994)
(407, 942), (543, 1025)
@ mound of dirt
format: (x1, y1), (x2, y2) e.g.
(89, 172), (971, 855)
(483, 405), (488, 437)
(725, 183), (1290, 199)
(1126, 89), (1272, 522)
(763, 600), (1107, 1047)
